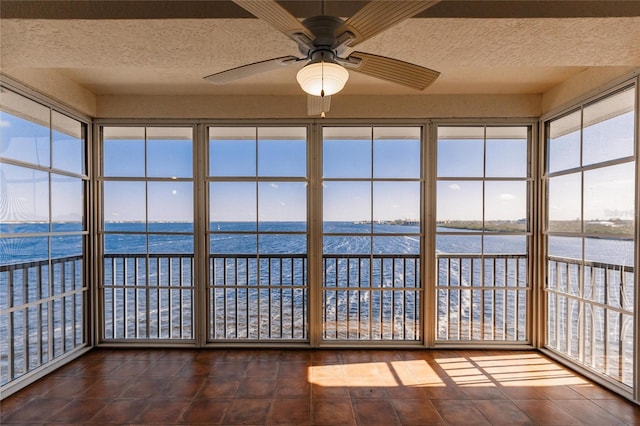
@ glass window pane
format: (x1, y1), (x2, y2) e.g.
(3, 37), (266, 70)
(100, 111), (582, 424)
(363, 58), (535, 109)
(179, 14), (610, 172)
(436, 234), (482, 254)
(258, 182), (306, 230)
(584, 162), (635, 235)
(147, 127), (193, 178)
(210, 234), (256, 254)
(0, 89), (50, 167)
(547, 173), (581, 233)
(104, 234), (146, 254)
(148, 182), (193, 232)
(257, 127), (306, 177)
(0, 236), (48, 265)
(485, 127), (527, 177)
(323, 181), (370, 232)
(437, 127), (484, 177)
(484, 181), (527, 231)
(51, 234), (83, 259)
(51, 174), (83, 232)
(103, 127), (145, 177)
(323, 236), (371, 254)
(258, 234), (306, 254)
(548, 236), (582, 259)
(373, 127), (420, 178)
(436, 181), (482, 223)
(373, 236), (419, 254)
(209, 182), (256, 226)
(52, 111), (85, 175)
(483, 235), (527, 254)
(323, 127), (371, 178)
(585, 237), (634, 267)
(373, 181), (420, 232)
(0, 164), (49, 228)
(583, 88), (635, 166)
(103, 181), (146, 232)
(209, 127), (256, 176)
(547, 110), (580, 173)
(149, 234), (193, 254)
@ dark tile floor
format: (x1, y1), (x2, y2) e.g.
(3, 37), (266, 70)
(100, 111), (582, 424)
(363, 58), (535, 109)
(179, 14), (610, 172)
(1, 349), (639, 425)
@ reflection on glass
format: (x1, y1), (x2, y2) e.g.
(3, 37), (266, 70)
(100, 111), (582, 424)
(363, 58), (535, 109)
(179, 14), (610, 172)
(103, 127), (145, 177)
(583, 88), (635, 166)
(323, 127), (371, 178)
(547, 173), (581, 233)
(0, 164), (49, 226)
(485, 127), (527, 177)
(258, 182), (306, 229)
(584, 162), (635, 235)
(547, 110), (580, 173)
(0, 89), (50, 167)
(148, 182), (193, 231)
(51, 174), (83, 232)
(373, 127), (420, 178)
(436, 181), (482, 222)
(209, 182), (256, 225)
(209, 127), (256, 176)
(437, 127), (484, 177)
(373, 181), (420, 230)
(323, 181), (370, 232)
(484, 181), (527, 230)
(103, 181), (145, 231)
(147, 127), (193, 178)
(52, 111), (85, 175)
(323, 236), (371, 254)
(258, 234), (307, 254)
(258, 127), (306, 177)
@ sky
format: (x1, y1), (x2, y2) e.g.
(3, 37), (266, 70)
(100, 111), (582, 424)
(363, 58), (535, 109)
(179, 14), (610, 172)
(0, 111), (636, 226)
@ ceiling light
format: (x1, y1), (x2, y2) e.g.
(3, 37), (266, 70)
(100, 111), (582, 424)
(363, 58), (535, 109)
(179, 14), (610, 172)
(296, 61), (349, 97)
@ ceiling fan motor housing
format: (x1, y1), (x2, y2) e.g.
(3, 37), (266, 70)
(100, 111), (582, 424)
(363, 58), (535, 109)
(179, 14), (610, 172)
(299, 15), (348, 58)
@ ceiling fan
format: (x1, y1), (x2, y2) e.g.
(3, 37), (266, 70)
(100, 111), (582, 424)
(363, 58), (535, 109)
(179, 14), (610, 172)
(204, 0), (441, 117)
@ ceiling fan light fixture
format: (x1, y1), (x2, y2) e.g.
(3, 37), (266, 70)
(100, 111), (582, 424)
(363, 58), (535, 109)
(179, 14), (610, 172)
(296, 61), (349, 96)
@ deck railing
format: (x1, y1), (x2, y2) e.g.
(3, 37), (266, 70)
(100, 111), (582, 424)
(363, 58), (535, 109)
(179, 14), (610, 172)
(435, 253), (529, 342)
(546, 255), (635, 386)
(0, 256), (86, 386)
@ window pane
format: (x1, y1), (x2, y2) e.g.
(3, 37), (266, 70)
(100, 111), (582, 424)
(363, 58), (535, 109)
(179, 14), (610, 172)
(373, 236), (419, 254)
(52, 111), (85, 175)
(323, 236), (371, 254)
(51, 174), (83, 232)
(147, 182), (193, 232)
(484, 235), (527, 254)
(258, 182), (306, 230)
(548, 236), (582, 259)
(436, 181), (482, 222)
(484, 181), (527, 231)
(104, 234), (146, 254)
(0, 164), (49, 228)
(485, 127), (527, 177)
(437, 127), (484, 177)
(209, 182), (256, 226)
(147, 127), (193, 178)
(436, 234), (482, 254)
(149, 234), (193, 254)
(0, 89), (50, 167)
(258, 234), (306, 254)
(103, 181), (146, 231)
(373, 127), (420, 178)
(209, 127), (256, 176)
(323, 181), (370, 231)
(373, 181), (420, 232)
(584, 162), (635, 235)
(51, 234), (83, 259)
(103, 127), (145, 177)
(210, 234), (256, 254)
(323, 127), (371, 178)
(547, 173), (581, 233)
(257, 127), (306, 177)
(547, 110), (580, 173)
(583, 88), (635, 166)
(0, 236), (49, 266)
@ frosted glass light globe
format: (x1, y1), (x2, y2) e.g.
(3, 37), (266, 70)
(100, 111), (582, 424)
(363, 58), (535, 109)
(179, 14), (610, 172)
(296, 62), (349, 96)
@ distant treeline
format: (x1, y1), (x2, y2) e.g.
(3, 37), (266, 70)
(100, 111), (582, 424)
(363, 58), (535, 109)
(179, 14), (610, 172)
(438, 219), (634, 235)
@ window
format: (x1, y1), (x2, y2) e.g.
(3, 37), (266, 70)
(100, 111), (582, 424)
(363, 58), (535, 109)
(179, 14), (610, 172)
(435, 125), (531, 342)
(0, 88), (88, 386)
(322, 126), (422, 341)
(208, 126), (308, 340)
(544, 85), (636, 388)
(101, 126), (194, 340)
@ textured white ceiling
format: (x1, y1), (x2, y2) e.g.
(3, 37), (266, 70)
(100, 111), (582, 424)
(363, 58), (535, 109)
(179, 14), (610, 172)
(2, 7), (640, 97)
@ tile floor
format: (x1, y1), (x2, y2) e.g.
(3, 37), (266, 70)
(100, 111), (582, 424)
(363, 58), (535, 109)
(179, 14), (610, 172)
(1, 349), (639, 425)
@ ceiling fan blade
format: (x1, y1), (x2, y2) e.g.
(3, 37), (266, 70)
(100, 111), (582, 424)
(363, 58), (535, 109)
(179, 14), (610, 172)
(232, 0), (313, 43)
(346, 51), (440, 90)
(204, 56), (299, 84)
(338, 0), (440, 47)
(307, 95), (331, 116)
